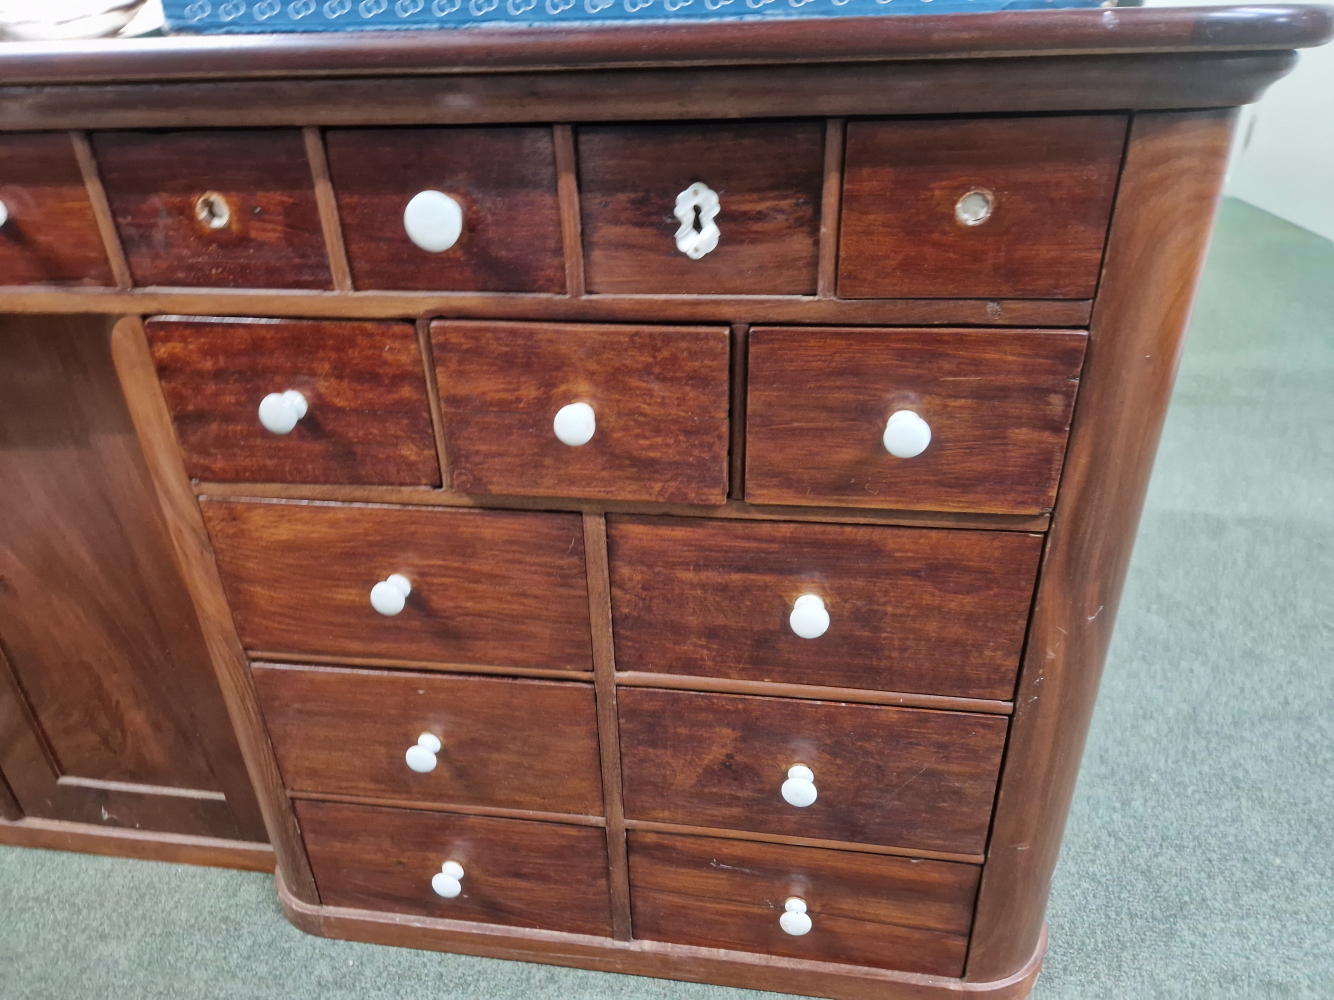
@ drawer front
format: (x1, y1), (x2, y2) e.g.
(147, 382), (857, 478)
(325, 127), (565, 293)
(619, 688), (1007, 856)
(0, 133), (112, 286)
(296, 799), (613, 935)
(746, 326), (1086, 514)
(93, 129), (330, 289)
(201, 500), (593, 671)
(628, 831), (978, 976)
(578, 122), (824, 295)
(608, 517), (1040, 701)
(838, 115), (1126, 299)
(254, 663), (603, 815)
(433, 321), (730, 503)
(146, 318), (439, 486)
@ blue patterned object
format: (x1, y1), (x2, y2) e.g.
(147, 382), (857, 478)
(164, 0), (1107, 34)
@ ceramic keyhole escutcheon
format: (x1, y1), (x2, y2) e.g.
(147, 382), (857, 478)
(674, 182), (720, 260)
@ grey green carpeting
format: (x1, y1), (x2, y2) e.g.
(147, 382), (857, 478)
(1, 199), (1330, 999)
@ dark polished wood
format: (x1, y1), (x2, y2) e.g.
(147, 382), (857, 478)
(746, 326), (1086, 515)
(253, 662), (602, 816)
(92, 129), (331, 288)
(618, 688), (1007, 856)
(628, 831), (978, 976)
(433, 321), (731, 504)
(145, 317), (439, 486)
(839, 115), (1125, 299)
(326, 127), (565, 293)
(296, 799), (614, 936)
(607, 516), (1041, 701)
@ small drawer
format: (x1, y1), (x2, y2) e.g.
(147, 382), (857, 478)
(93, 129), (330, 288)
(325, 127), (564, 293)
(254, 663), (603, 815)
(433, 321), (730, 503)
(619, 688), (1007, 856)
(838, 115), (1126, 299)
(746, 326), (1086, 514)
(146, 317), (439, 486)
(296, 799), (613, 935)
(0, 133), (113, 286)
(201, 500), (593, 672)
(628, 831), (979, 976)
(577, 122), (824, 295)
(607, 517), (1040, 701)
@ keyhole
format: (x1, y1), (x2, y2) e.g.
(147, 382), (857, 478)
(691, 204), (704, 234)
(194, 191), (231, 230)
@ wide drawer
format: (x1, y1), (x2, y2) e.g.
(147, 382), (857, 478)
(201, 500), (593, 671)
(146, 317), (439, 486)
(253, 663), (602, 815)
(608, 516), (1041, 701)
(433, 321), (730, 503)
(619, 688), (1007, 856)
(628, 831), (979, 976)
(838, 114), (1126, 299)
(745, 326), (1086, 514)
(296, 799), (613, 935)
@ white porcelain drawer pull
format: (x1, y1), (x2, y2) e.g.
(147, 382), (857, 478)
(553, 402), (596, 447)
(369, 573), (412, 616)
(431, 860), (465, 899)
(405, 733), (441, 774)
(195, 191), (231, 230)
(674, 181), (720, 260)
(955, 189), (995, 227)
(781, 765), (817, 808)
(404, 190), (463, 253)
(780, 897), (812, 936)
(789, 594), (829, 639)
(883, 409), (931, 459)
(257, 389), (308, 435)
(0, 199), (9, 228)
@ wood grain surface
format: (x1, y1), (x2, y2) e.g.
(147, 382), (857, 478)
(146, 317), (439, 486)
(0, 131), (112, 285)
(746, 326), (1087, 514)
(296, 799), (613, 936)
(325, 127), (565, 293)
(201, 499), (593, 671)
(253, 663), (602, 816)
(618, 688), (1008, 856)
(433, 321), (730, 503)
(607, 516), (1041, 701)
(578, 122), (824, 295)
(92, 129), (331, 288)
(628, 831), (979, 976)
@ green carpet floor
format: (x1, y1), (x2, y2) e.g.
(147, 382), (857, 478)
(1, 199), (1330, 999)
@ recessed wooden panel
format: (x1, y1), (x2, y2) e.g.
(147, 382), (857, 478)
(607, 516), (1040, 701)
(619, 688), (1007, 856)
(578, 122), (823, 295)
(746, 326), (1086, 514)
(254, 663), (602, 815)
(838, 115), (1126, 299)
(325, 127), (565, 293)
(296, 799), (613, 935)
(433, 320), (730, 503)
(145, 317), (439, 486)
(628, 831), (978, 976)
(0, 132), (112, 286)
(93, 129), (330, 288)
(200, 500), (593, 671)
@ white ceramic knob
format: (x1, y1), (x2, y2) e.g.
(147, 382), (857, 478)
(431, 860), (465, 898)
(789, 594), (829, 639)
(0, 199), (8, 228)
(883, 409), (931, 459)
(781, 765), (818, 808)
(553, 402), (596, 447)
(780, 897), (812, 936)
(257, 389), (308, 435)
(404, 190), (463, 253)
(405, 733), (442, 774)
(370, 573), (412, 616)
